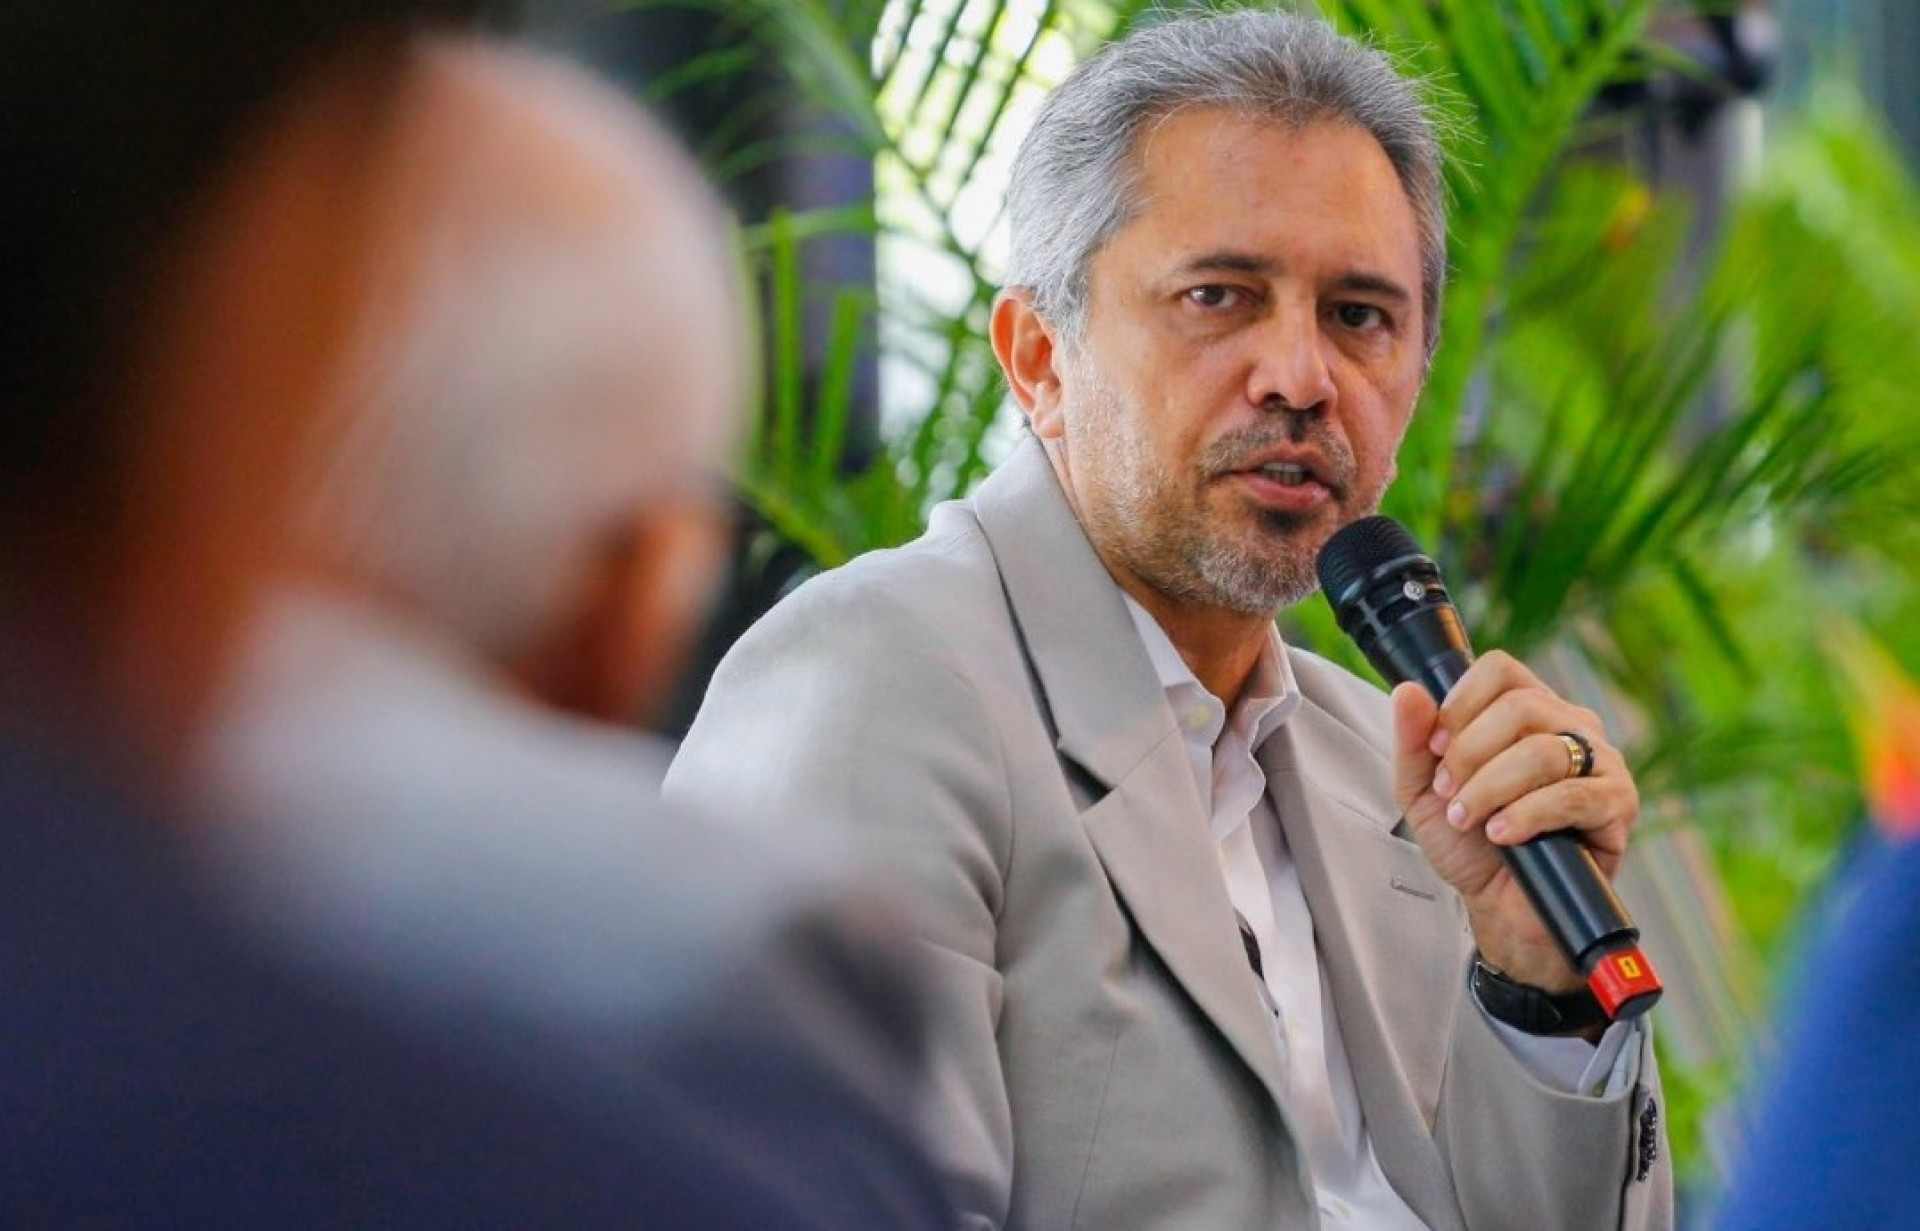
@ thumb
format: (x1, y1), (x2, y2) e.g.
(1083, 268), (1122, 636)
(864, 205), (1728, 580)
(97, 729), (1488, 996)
(1391, 680), (1440, 815)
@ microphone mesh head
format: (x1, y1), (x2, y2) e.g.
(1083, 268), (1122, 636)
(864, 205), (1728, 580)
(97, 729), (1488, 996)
(1316, 515), (1425, 611)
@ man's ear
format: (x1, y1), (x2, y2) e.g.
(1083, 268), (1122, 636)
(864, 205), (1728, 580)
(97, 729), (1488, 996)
(990, 288), (1065, 440)
(514, 502), (728, 728)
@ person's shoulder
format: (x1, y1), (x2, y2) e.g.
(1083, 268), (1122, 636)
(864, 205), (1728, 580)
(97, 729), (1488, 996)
(3, 735), (945, 1230)
(796, 495), (994, 599)
(728, 493), (1009, 659)
(1285, 641), (1393, 755)
(209, 648), (877, 1040)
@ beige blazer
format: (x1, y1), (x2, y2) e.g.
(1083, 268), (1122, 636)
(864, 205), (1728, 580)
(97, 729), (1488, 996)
(668, 437), (1672, 1231)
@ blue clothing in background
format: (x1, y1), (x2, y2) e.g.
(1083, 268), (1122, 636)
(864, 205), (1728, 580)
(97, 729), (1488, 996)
(1718, 837), (1920, 1229)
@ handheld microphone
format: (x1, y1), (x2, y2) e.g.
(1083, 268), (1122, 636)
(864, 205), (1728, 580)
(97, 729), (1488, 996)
(1315, 515), (1662, 1021)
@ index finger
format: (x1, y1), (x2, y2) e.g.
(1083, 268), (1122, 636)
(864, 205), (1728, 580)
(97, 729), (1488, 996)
(1436, 649), (1544, 732)
(1391, 680), (1441, 815)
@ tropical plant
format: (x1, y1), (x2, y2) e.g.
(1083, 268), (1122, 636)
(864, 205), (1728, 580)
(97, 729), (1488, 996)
(641, 0), (1152, 567)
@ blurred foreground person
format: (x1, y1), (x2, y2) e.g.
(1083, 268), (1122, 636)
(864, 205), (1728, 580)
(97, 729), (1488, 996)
(193, 34), (948, 1231)
(1, 4), (943, 1225)
(1713, 837), (1920, 1229)
(1713, 642), (1920, 1229)
(0, 3), (660, 1224)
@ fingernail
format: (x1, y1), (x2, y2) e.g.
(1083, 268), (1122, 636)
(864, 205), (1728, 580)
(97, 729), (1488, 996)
(1432, 766), (1453, 798)
(1486, 815), (1509, 841)
(1429, 728), (1451, 757)
(1446, 800), (1467, 829)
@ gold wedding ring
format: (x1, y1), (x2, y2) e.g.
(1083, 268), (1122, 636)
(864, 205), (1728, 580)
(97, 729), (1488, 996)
(1558, 730), (1596, 780)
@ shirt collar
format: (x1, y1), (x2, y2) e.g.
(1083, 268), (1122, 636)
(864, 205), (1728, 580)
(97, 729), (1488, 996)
(1121, 594), (1302, 752)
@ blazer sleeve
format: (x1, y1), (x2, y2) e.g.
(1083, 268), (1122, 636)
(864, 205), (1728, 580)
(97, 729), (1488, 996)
(666, 576), (1017, 1230)
(1438, 982), (1674, 1230)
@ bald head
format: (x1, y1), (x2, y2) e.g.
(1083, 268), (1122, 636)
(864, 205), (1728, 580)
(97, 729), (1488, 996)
(296, 38), (748, 718)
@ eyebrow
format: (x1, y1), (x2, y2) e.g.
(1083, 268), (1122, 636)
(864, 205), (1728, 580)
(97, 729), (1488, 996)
(1331, 272), (1415, 305)
(1175, 251), (1415, 305)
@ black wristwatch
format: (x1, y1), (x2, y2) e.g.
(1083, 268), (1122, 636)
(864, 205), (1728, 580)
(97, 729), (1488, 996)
(1469, 955), (1609, 1036)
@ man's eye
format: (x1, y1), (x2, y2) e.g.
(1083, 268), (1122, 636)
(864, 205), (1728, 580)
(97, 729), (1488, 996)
(1335, 303), (1386, 329)
(1185, 285), (1242, 309)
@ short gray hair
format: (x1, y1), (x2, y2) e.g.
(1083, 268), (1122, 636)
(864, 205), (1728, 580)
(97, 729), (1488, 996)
(1005, 9), (1447, 356)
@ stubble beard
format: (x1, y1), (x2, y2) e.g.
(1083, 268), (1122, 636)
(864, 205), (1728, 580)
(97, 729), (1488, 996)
(1067, 368), (1374, 618)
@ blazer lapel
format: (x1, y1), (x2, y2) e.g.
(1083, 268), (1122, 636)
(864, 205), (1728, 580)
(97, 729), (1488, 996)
(1259, 675), (1465, 1229)
(970, 439), (1291, 1118)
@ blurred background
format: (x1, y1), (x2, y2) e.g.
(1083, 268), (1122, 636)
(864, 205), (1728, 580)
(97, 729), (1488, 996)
(501, 0), (1915, 1217)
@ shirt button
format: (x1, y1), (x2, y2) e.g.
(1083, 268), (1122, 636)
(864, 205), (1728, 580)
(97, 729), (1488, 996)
(1183, 704), (1211, 730)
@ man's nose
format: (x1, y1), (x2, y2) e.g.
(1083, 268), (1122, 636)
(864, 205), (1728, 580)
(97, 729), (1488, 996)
(1246, 301), (1335, 413)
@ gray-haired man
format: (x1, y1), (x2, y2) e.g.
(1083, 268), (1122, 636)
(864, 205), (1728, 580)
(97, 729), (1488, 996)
(671, 11), (1672, 1229)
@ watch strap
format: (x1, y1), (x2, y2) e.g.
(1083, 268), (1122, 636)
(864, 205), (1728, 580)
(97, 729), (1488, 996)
(1469, 954), (1609, 1036)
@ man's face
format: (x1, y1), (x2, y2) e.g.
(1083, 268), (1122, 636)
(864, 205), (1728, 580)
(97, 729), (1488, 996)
(1040, 109), (1428, 616)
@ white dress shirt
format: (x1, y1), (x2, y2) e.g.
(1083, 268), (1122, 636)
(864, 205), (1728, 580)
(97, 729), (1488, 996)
(1123, 598), (1637, 1228)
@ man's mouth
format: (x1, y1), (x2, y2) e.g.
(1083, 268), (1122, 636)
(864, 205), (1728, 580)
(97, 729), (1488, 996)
(1203, 431), (1350, 501)
(1257, 461), (1313, 487)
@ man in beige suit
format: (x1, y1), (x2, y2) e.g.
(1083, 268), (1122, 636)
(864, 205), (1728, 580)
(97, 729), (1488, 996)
(670, 11), (1672, 1230)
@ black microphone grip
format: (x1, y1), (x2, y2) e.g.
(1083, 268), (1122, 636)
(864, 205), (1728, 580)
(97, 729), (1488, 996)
(1316, 517), (1662, 1021)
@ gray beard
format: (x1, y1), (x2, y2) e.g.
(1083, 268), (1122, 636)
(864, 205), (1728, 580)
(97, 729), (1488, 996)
(1189, 506), (1325, 613)
(1101, 492), (1322, 615)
